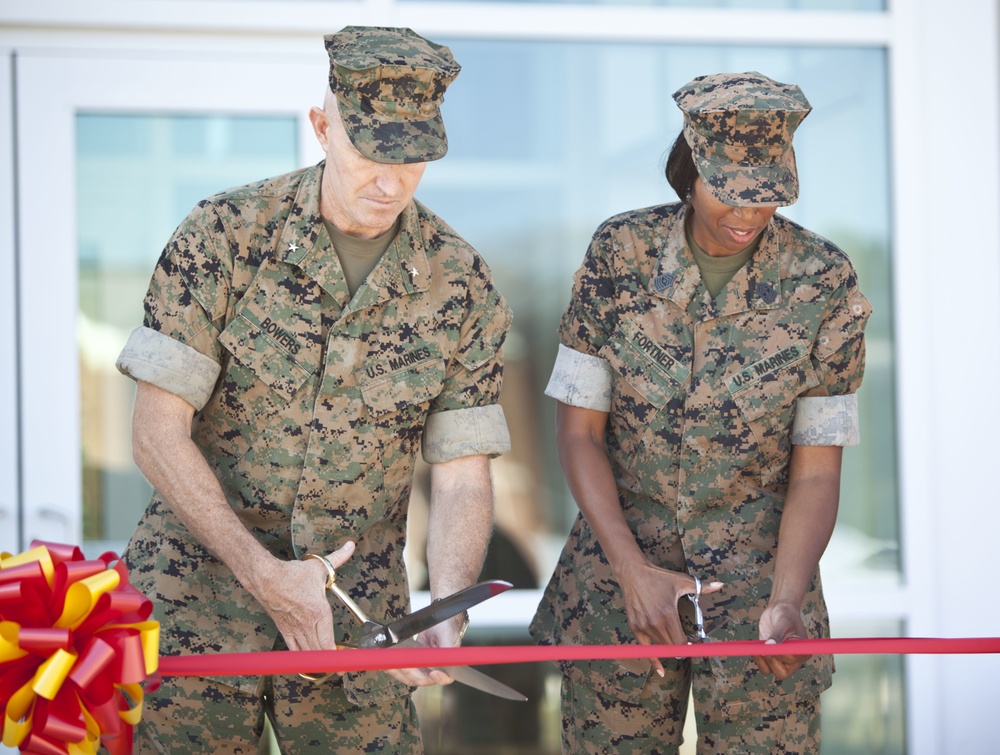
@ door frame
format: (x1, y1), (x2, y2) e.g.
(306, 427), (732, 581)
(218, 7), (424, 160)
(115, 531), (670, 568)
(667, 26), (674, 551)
(13, 49), (326, 549)
(1, 50), (21, 556)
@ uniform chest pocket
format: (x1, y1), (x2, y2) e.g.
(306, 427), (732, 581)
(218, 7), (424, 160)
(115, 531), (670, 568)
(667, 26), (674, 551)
(219, 306), (313, 402)
(354, 351), (445, 498)
(728, 341), (819, 485)
(356, 350), (446, 417)
(213, 308), (315, 460)
(599, 332), (688, 468)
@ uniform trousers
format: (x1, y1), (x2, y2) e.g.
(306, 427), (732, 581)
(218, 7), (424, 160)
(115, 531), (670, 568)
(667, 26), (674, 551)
(561, 658), (820, 755)
(136, 673), (421, 754)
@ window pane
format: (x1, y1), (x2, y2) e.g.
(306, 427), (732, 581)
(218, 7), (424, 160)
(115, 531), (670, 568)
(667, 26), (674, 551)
(418, 39), (897, 584)
(76, 113), (298, 556)
(822, 620), (907, 754)
(412, 39), (898, 751)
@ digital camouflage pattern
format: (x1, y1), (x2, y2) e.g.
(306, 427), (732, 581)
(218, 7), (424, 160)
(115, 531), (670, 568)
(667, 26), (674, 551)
(561, 674), (821, 754)
(674, 72), (812, 207)
(117, 161), (511, 716)
(530, 202), (870, 728)
(136, 671), (420, 754)
(325, 26), (461, 165)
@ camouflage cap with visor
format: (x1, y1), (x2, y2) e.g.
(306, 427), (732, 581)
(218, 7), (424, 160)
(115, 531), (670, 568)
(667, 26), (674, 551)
(324, 26), (461, 165)
(673, 71), (812, 207)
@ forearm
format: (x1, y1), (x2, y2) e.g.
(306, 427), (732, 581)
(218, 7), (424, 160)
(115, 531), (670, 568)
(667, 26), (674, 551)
(425, 454), (495, 598)
(770, 444), (843, 608)
(555, 404), (642, 575)
(133, 380), (356, 654)
(132, 381), (280, 596)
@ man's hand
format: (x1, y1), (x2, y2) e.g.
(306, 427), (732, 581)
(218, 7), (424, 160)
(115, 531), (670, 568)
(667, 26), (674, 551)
(248, 542), (356, 653)
(381, 611), (468, 688)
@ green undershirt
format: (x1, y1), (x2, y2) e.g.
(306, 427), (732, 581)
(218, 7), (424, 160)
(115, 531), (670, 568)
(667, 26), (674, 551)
(686, 225), (760, 298)
(324, 217), (400, 298)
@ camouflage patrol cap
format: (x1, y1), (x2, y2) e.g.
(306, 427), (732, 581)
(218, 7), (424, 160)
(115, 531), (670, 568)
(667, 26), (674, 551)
(324, 26), (461, 164)
(673, 71), (812, 207)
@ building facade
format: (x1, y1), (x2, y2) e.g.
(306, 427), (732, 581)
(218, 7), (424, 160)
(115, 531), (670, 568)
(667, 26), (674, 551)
(1, 1), (998, 752)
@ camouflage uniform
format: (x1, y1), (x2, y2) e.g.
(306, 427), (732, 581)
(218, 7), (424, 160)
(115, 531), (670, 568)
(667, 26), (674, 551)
(116, 27), (511, 754)
(530, 72), (871, 754)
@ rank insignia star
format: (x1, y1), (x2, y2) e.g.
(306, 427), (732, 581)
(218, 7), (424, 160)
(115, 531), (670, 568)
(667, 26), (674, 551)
(409, 266), (419, 277)
(288, 242), (300, 253)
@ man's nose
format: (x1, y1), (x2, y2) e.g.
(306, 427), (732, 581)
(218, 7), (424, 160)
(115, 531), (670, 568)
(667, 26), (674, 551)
(373, 165), (408, 193)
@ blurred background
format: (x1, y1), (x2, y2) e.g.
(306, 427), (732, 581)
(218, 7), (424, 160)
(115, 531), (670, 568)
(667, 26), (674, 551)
(1, 1), (998, 753)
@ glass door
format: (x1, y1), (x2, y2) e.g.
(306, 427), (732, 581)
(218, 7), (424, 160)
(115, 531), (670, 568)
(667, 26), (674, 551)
(14, 50), (324, 556)
(76, 112), (301, 553)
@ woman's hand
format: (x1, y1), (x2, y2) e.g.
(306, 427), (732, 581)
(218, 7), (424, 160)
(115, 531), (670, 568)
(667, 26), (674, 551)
(617, 558), (722, 677)
(754, 600), (811, 681)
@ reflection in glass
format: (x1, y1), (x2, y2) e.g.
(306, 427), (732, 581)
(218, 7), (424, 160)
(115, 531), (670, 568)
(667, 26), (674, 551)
(413, 39), (897, 753)
(76, 114), (298, 555)
(419, 40), (897, 585)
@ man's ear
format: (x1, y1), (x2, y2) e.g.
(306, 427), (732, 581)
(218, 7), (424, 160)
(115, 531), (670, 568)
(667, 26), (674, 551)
(308, 106), (329, 151)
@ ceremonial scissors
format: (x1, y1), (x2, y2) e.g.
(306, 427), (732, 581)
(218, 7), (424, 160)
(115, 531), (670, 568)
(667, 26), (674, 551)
(686, 575), (727, 671)
(687, 575), (708, 642)
(302, 554), (527, 701)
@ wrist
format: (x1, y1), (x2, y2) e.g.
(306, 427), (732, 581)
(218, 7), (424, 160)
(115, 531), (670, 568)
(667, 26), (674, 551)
(766, 593), (805, 615)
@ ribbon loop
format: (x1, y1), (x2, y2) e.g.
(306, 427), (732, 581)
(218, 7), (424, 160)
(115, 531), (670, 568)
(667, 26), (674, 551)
(0, 542), (159, 755)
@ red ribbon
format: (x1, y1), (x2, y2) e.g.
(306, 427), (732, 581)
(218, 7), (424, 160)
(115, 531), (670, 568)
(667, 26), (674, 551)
(158, 636), (1000, 678)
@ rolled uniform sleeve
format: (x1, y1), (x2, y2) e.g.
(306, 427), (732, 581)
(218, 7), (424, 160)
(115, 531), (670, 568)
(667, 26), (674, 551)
(544, 344), (613, 412)
(422, 267), (513, 463)
(116, 327), (220, 411)
(544, 226), (618, 411)
(792, 283), (872, 446)
(115, 203), (232, 409)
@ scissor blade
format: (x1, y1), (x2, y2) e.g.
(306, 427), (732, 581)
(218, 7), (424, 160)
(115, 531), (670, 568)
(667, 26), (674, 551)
(438, 664), (528, 701)
(390, 637), (527, 701)
(374, 580), (513, 647)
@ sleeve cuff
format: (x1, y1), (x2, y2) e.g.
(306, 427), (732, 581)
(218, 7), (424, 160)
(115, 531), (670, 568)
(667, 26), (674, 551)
(422, 404), (511, 463)
(544, 343), (612, 412)
(116, 326), (221, 411)
(791, 394), (861, 446)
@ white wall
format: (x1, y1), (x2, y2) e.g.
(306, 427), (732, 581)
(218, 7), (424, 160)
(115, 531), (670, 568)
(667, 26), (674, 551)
(892, 1), (1000, 752)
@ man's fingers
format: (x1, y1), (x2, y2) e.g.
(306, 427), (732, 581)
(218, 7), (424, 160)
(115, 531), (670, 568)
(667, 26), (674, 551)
(324, 541), (356, 569)
(386, 667), (450, 688)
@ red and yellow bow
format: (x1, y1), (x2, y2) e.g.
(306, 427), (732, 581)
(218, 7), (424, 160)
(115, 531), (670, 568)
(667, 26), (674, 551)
(0, 542), (158, 755)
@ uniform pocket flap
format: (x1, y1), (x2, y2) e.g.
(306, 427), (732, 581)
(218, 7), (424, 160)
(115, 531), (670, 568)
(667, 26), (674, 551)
(599, 331), (687, 409)
(728, 341), (819, 422)
(356, 348), (446, 417)
(218, 307), (312, 403)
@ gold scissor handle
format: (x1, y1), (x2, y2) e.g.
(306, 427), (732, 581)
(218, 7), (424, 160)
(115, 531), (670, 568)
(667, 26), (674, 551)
(302, 553), (369, 625)
(298, 553), (367, 683)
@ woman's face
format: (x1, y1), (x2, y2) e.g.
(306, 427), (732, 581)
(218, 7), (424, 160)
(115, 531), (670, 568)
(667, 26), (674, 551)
(688, 177), (777, 257)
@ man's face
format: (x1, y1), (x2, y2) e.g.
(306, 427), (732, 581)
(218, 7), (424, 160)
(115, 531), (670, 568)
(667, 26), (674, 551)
(310, 102), (427, 239)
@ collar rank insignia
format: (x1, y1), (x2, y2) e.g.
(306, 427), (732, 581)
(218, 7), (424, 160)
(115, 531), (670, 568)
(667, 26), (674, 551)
(653, 272), (677, 292)
(755, 282), (777, 304)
